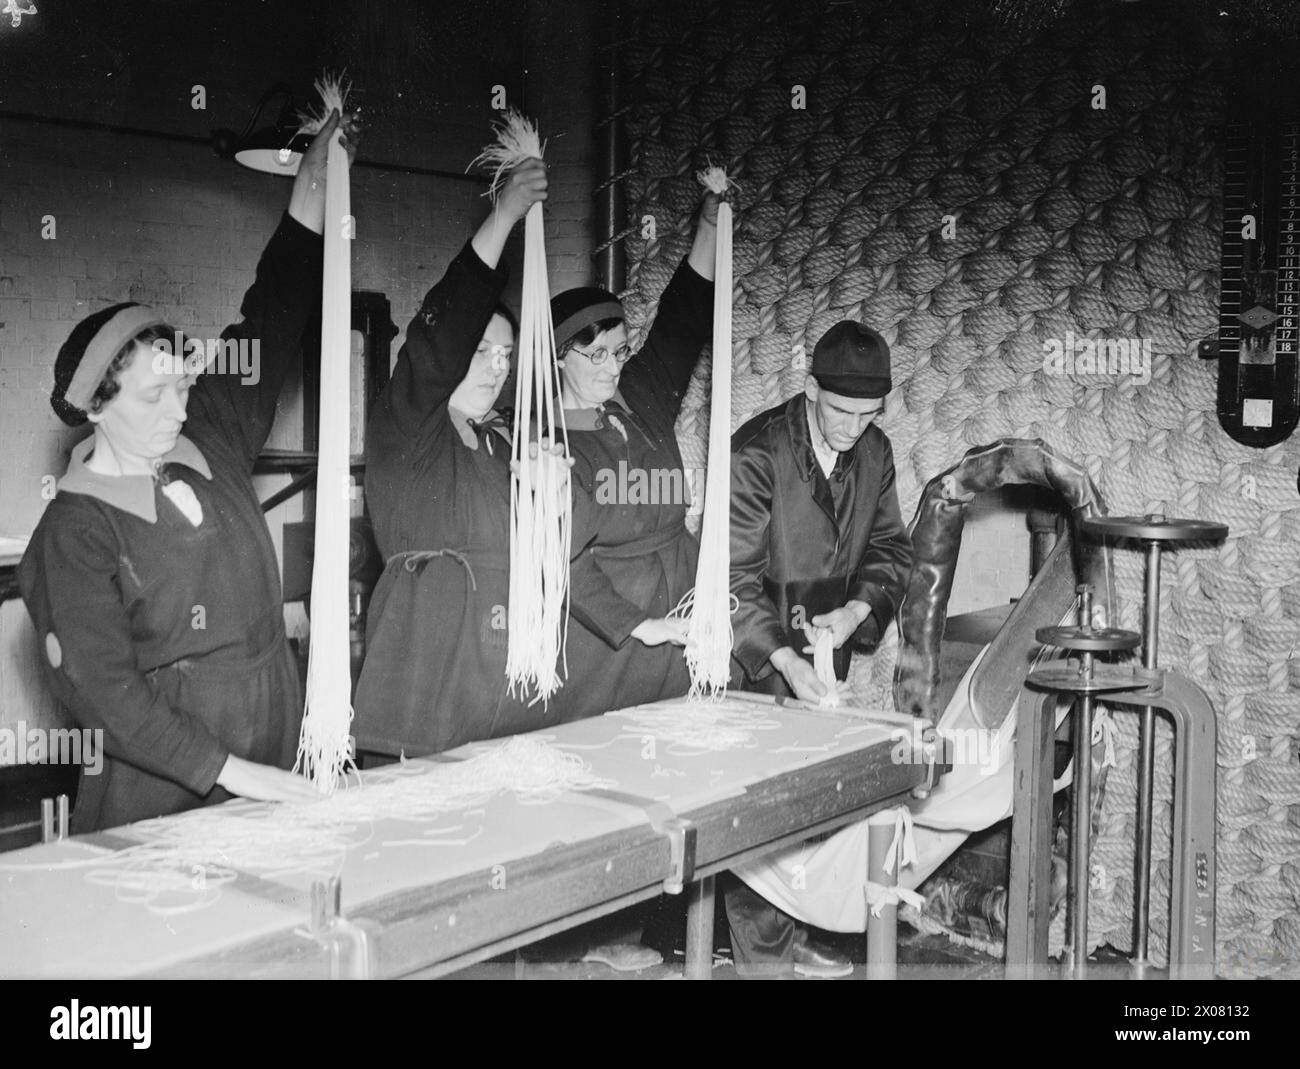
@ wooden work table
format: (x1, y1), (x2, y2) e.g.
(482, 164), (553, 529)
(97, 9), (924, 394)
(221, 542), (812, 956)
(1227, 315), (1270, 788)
(0, 693), (937, 979)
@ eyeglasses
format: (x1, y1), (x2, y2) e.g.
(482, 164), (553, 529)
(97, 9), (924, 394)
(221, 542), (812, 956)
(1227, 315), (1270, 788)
(477, 343), (513, 373)
(571, 343), (632, 367)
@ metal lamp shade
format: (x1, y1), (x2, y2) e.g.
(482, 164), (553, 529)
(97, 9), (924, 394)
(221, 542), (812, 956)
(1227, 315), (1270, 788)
(234, 128), (313, 175)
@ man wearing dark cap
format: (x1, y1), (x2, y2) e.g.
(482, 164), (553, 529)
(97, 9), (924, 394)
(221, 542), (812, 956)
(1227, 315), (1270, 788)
(724, 318), (912, 977)
(730, 319), (911, 702)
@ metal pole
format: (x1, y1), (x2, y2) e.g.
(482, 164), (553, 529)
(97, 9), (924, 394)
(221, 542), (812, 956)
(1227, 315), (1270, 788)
(1073, 689), (1093, 975)
(866, 809), (901, 979)
(684, 876), (715, 980)
(1132, 537), (1162, 967)
(595, 0), (627, 293)
(1070, 587), (1094, 975)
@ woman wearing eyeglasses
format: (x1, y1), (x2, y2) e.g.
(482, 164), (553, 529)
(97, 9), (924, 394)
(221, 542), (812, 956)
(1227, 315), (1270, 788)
(548, 192), (719, 720)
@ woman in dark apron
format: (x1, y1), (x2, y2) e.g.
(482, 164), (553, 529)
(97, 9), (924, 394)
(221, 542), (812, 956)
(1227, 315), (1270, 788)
(18, 113), (357, 833)
(549, 191), (719, 721)
(353, 160), (551, 758)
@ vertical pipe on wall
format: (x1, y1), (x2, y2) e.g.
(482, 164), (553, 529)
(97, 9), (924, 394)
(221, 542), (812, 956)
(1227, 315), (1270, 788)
(594, 0), (627, 294)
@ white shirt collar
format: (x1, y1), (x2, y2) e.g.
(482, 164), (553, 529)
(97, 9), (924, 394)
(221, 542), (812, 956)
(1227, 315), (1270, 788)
(805, 399), (838, 479)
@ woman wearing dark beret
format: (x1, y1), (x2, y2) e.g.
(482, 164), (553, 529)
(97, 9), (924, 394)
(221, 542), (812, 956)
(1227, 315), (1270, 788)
(548, 191), (719, 721)
(17, 113), (357, 833)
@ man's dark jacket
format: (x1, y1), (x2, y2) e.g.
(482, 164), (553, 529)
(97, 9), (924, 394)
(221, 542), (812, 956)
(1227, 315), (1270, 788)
(729, 395), (913, 687)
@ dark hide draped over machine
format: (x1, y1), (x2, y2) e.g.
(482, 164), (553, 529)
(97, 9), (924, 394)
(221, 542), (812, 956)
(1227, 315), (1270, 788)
(893, 438), (1115, 726)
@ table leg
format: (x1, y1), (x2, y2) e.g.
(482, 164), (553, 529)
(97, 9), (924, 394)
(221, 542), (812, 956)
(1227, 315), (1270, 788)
(866, 809), (899, 979)
(1133, 539), (1162, 967)
(685, 876), (715, 980)
(1070, 695), (1093, 976)
(1007, 688), (1057, 973)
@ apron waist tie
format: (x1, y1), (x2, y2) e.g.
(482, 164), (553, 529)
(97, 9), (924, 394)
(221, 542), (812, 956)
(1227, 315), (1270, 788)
(149, 621), (290, 677)
(387, 548), (483, 591)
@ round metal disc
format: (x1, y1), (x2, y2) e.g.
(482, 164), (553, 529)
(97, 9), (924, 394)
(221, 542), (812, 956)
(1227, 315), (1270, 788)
(1025, 665), (1143, 694)
(1036, 625), (1141, 652)
(1082, 515), (1229, 542)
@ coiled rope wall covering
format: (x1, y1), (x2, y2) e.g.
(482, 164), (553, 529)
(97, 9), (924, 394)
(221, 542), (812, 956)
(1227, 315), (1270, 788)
(619, 0), (1300, 977)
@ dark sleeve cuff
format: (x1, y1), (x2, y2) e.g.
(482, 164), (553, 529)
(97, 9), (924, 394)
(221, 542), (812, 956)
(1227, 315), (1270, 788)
(569, 576), (646, 650)
(732, 626), (786, 682)
(601, 604), (645, 650)
(184, 741), (232, 797)
(739, 651), (779, 683)
(848, 582), (892, 647)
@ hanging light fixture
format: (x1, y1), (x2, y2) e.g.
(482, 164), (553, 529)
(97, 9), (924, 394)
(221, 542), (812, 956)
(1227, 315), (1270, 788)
(210, 83), (313, 176)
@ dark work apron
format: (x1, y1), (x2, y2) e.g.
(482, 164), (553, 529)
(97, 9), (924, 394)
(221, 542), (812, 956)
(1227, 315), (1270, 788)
(72, 633), (302, 834)
(552, 520), (698, 721)
(354, 546), (559, 757)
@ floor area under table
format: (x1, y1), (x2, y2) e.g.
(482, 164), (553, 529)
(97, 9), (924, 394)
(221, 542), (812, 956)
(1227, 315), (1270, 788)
(450, 897), (1004, 980)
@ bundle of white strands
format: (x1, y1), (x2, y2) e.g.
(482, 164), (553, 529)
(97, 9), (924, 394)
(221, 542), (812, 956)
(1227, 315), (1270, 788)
(295, 72), (357, 793)
(473, 110), (572, 706)
(813, 628), (841, 708)
(681, 165), (736, 701)
(16, 737), (610, 915)
(613, 696), (780, 752)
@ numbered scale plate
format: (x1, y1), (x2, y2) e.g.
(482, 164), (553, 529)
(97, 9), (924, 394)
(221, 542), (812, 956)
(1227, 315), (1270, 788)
(1203, 76), (1300, 451)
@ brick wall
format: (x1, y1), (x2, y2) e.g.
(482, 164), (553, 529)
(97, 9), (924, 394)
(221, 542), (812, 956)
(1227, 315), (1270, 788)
(528, 0), (601, 293)
(0, 114), (497, 740)
(0, 115), (490, 526)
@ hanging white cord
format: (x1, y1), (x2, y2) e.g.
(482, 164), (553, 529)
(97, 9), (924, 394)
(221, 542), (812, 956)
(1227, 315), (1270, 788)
(683, 166), (734, 700)
(294, 74), (356, 793)
(473, 110), (572, 705)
